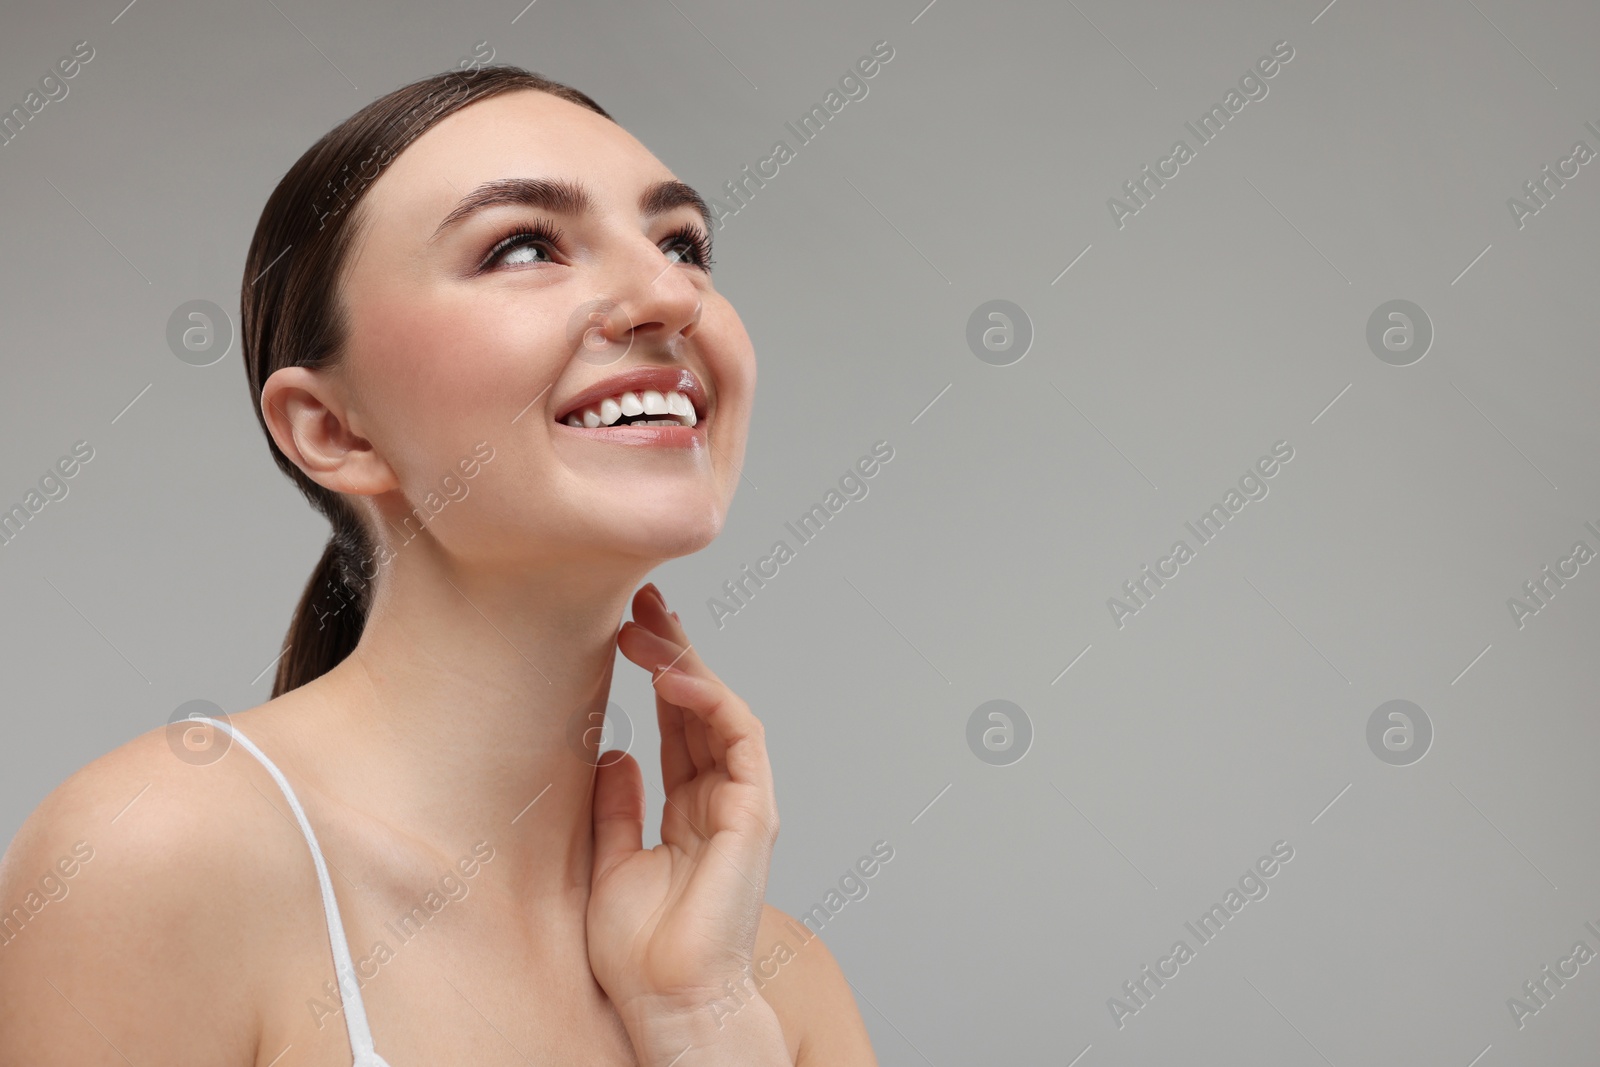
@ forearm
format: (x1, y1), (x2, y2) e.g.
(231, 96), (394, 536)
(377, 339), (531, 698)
(622, 993), (792, 1066)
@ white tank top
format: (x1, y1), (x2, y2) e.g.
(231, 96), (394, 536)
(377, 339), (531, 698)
(194, 716), (392, 1067)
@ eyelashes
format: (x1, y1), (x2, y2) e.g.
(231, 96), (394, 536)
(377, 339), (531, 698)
(478, 219), (565, 272)
(658, 222), (715, 271)
(476, 218), (714, 273)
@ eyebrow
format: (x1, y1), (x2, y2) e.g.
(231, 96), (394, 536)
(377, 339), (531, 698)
(428, 177), (713, 242)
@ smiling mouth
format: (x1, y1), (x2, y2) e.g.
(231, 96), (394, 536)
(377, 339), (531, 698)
(558, 388), (699, 429)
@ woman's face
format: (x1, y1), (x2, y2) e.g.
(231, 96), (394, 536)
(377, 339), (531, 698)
(318, 88), (754, 571)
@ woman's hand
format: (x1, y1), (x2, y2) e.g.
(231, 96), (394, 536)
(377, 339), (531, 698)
(588, 582), (784, 1058)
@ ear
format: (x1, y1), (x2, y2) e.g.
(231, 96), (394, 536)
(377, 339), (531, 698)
(260, 365), (396, 497)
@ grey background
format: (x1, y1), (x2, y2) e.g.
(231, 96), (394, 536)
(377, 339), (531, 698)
(2, 0), (1598, 1063)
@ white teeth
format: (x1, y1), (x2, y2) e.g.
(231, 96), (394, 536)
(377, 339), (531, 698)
(671, 392), (698, 426)
(561, 388), (700, 428)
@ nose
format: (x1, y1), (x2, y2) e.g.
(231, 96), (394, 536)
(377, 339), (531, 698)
(592, 240), (704, 351)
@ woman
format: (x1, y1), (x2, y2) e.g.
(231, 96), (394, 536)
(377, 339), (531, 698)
(0, 65), (876, 1065)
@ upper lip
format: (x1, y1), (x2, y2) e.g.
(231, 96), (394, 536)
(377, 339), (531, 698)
(553, 366), (707, 425)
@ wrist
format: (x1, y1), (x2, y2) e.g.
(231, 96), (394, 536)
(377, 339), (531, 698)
(621, 992), (790, 1066)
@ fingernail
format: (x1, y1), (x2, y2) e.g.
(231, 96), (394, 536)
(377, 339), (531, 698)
(642, 582), (666, 606)
(654, 662), (683, 678)
(670, 610), (680, 622)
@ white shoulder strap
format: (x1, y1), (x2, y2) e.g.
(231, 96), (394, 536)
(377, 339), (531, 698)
(193, 716), (387, 1065)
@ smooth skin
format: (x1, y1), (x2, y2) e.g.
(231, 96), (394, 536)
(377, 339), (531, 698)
(0, 89), (875, 1064)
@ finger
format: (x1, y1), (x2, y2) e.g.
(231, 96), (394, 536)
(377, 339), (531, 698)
(590, 750), (645, 883)
(619, 621), (714, 774)
(656, 691), (694, 795)
(704, 712), (728, 767)
(618, 619), (740, 781)
(683, 705), (715, 775)
(617, 617), (713, 777)
(618, 621), (708, 777)
(630, 584), (719, 682)
(630, 583), (675, 635)
(617, 619), (695, 685)
(649, 665), (776, 809)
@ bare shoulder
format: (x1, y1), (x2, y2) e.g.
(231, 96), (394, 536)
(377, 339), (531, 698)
(0, 717), (300, 1065)
(755, 902), (878, 1066)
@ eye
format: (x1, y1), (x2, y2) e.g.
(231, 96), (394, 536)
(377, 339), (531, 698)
(660, 223), (714, 272)
(479, 220), (564, 272)
(476, 219), (715, 273)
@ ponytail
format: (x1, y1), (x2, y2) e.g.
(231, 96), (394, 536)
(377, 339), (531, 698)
(272, 520), (373, 697)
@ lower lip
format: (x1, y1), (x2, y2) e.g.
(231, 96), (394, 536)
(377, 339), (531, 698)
(553, 421), (705, 447)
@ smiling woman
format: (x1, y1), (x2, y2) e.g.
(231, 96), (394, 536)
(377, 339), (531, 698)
(0, 65), (875, 1066)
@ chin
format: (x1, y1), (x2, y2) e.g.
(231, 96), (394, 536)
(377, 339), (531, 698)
(610, 498), (727, 561)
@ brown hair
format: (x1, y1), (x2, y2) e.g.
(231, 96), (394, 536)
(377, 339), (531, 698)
(239, 65), (612, 698)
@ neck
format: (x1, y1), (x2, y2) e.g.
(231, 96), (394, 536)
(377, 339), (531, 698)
(300, 547), (656, 904)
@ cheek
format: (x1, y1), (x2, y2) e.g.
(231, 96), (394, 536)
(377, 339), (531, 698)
(704, 307), (756, 422)
(702, 322), (754, 490)
(355, 287), (561, 446)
